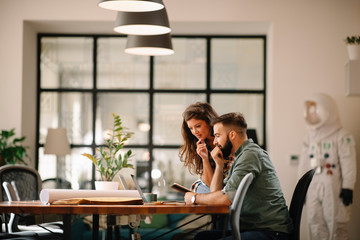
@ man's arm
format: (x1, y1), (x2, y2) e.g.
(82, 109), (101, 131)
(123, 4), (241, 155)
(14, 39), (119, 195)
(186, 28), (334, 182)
(184, 190), (231, 206)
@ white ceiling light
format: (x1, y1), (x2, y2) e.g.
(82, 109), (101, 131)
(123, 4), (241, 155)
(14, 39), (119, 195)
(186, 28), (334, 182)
(125, 33), (174, 56)
(114, 8), (171, 35)
(98, 0), (164, 12)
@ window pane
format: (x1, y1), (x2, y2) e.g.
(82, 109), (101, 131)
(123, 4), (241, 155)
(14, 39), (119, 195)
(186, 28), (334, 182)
(211, 94), (264, 146)
(128, 148), (151, 192)
(96, 93), (149, 145)
(39, 147), (93, 190)
(41, 37), (93, 89)
(154, 38), (206, 89)
(211, 38), (264, 90)
(97, 38), (150, 89)
(39, 92), (93, 144)
(153, 149), (198, 199)
(153, 93), (206, 145)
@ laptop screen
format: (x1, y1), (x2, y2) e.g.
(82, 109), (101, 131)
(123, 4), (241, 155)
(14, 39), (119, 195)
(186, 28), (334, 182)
(130, 174), (149, 203)
(119, 175), (129, 190)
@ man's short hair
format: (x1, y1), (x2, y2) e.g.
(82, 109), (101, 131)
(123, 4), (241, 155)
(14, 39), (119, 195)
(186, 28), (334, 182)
(211, 112), (247, 135)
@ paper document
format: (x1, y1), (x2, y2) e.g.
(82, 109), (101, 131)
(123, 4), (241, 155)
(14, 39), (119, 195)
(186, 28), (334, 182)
(40, 189), (140, 204)
(51, 197), (143, 205)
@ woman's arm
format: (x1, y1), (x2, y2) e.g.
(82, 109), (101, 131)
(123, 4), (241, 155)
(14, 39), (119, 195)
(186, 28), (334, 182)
(196, 139), (214, 187)
(201, 155), (214, 187)
(209, 145), (225, 191)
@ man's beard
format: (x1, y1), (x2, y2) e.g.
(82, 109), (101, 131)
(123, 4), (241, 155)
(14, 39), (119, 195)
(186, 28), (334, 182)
(221, 136), (233, 159)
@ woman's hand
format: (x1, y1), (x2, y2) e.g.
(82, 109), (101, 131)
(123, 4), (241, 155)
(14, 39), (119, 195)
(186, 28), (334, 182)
(196, 139), (209, 160)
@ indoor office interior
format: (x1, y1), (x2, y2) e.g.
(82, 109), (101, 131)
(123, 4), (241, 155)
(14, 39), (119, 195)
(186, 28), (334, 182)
(1, 0), (360, 239)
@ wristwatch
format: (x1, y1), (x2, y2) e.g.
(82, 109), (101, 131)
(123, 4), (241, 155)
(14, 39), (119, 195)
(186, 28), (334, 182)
(191, 194), (197, 204)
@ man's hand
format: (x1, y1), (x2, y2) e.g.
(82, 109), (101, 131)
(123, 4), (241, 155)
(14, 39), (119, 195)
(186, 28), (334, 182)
(210, 145), (225, 168)
(184, 192), (197, 205)
(339, 188), (353, 206)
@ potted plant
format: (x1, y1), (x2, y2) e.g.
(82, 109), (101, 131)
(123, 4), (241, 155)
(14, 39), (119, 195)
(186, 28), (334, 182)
(0, 128), (29, 166)
(82, 113), (134, 190)
(345, 35), (360, 60)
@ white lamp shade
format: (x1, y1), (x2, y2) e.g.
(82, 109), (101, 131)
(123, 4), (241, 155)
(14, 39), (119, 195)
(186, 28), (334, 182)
(125, 33), (174, 56)
(44, 128), (71, 156)
(114, 8), (171, 35)
(98, 0), (164, 12)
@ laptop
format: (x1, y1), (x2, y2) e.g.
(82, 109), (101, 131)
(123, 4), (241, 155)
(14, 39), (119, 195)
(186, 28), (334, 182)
(118, 175), (129, 190)
(130, 174), (150, 203)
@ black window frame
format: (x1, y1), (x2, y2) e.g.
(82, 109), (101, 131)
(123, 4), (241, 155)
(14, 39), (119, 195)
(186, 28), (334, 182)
(36, 33), (267, 191)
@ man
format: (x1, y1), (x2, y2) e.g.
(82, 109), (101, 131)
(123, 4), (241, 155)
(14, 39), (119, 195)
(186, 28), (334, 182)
(299, 93), (356, 239)
(184, 113), (293, 240)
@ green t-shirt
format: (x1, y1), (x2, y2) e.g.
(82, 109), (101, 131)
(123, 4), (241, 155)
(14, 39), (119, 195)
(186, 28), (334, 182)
(223, 139), (293, 234)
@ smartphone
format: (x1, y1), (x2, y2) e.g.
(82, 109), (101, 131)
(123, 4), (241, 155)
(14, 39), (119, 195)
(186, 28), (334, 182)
(171, 183), (191, 193)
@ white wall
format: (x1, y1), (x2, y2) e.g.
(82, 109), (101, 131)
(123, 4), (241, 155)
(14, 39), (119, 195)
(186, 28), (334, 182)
(1, 0), (360, 238)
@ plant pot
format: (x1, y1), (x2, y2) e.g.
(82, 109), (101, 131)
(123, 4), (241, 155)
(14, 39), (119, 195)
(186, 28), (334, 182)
(95, 181), (119, 190)
(347, 45), (360, 60)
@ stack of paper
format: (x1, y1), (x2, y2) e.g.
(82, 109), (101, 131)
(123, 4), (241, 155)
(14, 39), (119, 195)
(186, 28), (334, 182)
(40, 189), (142, 205)
(51, 197), (143, 205)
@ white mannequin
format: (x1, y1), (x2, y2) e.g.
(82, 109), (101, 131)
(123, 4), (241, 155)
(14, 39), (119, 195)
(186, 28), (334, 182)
(299, 93), (356, 240)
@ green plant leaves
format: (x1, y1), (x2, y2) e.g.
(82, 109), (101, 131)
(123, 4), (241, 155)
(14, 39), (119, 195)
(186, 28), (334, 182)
(0, 128), (29, 165)
(81, 153), (97, 166)
(345, 35), (360, 44)
(82, 113), (134, 181)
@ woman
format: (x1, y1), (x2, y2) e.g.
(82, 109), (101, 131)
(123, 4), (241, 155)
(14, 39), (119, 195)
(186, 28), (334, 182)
(178, 102), (220, 193)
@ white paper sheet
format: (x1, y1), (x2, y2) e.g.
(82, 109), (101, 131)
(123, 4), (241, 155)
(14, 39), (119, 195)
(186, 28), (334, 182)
(39, 189), (140, 204)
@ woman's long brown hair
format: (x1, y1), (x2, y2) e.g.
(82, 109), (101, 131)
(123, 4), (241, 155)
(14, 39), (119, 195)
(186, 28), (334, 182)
(178, 102), (218, 175)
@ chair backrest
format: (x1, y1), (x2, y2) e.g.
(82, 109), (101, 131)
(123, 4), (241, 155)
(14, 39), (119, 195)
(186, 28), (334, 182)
(0, 165), (42, 201)
(229, 172), (254, 240)
(2, 181), (20, 232)
(289, 168), (315, 240)
(42, 178), (72, 189)
(2, 182), (18, 201)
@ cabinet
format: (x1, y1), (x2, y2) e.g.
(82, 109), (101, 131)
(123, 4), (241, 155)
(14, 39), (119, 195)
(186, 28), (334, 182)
(345, 60), (360, 96)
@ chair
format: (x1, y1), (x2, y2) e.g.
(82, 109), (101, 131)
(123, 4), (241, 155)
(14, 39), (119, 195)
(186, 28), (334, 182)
(288, 168), (315, 240)
(0, 165), (63, 239)
(42, 178), (71, 189)
(2, 182), (63, 239)
(0, 232), (38, 239)
(0, 165), (42, 202)
(229, 172), (254, 240)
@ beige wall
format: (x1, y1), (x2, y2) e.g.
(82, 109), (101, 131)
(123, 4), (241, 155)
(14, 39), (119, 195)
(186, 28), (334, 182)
(1, 0), (360, 238)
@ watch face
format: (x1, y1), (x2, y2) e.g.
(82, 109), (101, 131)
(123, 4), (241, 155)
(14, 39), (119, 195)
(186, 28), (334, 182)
(191, 195), (196, 204)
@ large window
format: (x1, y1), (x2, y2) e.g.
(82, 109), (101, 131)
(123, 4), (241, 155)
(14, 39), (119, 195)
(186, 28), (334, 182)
(37, 34), (266, 197)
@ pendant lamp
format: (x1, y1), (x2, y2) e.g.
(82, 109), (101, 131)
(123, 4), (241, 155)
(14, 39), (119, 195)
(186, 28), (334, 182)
(114, 8), (170, 35)
(125, 33), (174, 56)
(98, 0), (164, 12)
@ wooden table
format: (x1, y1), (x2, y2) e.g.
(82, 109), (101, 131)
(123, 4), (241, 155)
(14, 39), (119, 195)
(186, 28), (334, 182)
(0, 201), (229, 240)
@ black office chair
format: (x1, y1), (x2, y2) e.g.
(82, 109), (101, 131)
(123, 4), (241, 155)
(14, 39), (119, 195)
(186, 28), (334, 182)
(229, 172), (254, 240)
(2, 182), (63, 239)
(0, 165), (63, 239)
(0, 232), (38, 239)
(42, 178), (72, 189)
(288, 168), (315, 240)
(0, 165), (42, 202)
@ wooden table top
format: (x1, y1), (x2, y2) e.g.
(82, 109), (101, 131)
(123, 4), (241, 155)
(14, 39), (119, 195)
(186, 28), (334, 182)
(0, 201), (229, 215)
